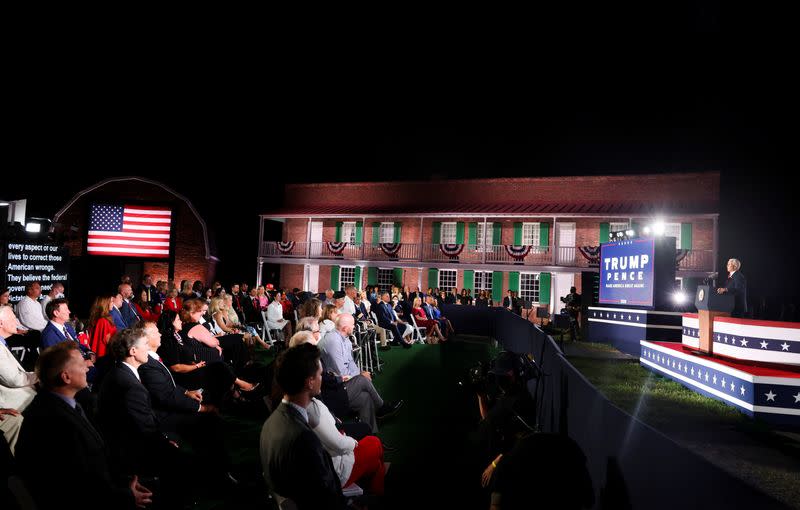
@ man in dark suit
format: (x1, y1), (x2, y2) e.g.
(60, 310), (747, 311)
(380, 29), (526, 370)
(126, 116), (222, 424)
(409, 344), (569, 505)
(136, 322), (235, 486)
(97, 328), (187, 506)
(118, 283), (141, 327)
(717, 258), (748, 318)
(137, 274), (159, 307)
(260, 343), (346, 509)
(374, 292), (411, 348)
(230, 283), (246, 322)
(41, 298), (89, 353)
(502, 290), (514, 312)
(15, 341), (152, 510)
(110, 294), (128, 330)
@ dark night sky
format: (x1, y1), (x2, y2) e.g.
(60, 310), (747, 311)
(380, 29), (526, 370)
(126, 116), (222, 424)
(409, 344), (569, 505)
(4, 46), (798, 311)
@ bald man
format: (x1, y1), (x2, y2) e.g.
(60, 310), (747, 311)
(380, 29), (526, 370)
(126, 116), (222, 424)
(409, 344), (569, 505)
(318, 314), (402, 432)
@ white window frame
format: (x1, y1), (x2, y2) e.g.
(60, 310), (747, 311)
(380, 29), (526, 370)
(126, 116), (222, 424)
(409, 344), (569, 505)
(664, 223), (682, 249)
(474, 271), (493, 293)
(519, 272), (540, 304)
(341, 222), (357, 244)
(440, 222), (457, 244)
(339, 266), (356, 291)
(476, 223), (492, 251)
(377, 268), (394, 292)
(522, 222), (540, 246)
(438, 269), (457, 292)
(610, 222), (629, 236)
(379, 222), (395, 243)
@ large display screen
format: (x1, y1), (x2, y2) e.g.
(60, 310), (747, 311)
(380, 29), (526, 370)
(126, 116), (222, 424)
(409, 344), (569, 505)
(3, 241), (70, 303)
(87, 203), (172, 258)
(599, 238), (655, 307)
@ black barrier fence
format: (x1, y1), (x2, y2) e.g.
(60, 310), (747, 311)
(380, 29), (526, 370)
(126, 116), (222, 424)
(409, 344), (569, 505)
(441, 305), (790, 510)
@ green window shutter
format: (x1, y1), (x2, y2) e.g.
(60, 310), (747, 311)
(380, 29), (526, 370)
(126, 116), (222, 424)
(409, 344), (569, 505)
(509, 272), (520, 293)
(428, 268), (439, 289)
(539, 222), (550, 248)
(394, 222), (402, 243)
(354, 266), (362, 288)
(355, 222), (363, 245)
(468, 222), (478, 246)
(367, 267), (377, 285)
(681, 223), (693, 250)
(432, 222), (441, 244)
(492, 222), (502, 246)
(492, 272), (504, 302)
(538, 273), (551, 304)
(331, 266), (340, 290)
(463, 270), (474, 291)
(372, 222), (380, 246)
(513, 222), (523, 245)
(393, 268), (404, 287)
(335, 222), (343, 242)
(455, 221), (465, 244)
(599, 222), (609, 244)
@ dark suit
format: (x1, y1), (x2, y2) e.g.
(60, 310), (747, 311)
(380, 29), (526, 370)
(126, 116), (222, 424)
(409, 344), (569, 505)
(41, 321), (85, 351)
(97, 363), (168, 475)
(374, 300), (405, 343)
(120, 300), (141, 327)
(110, 307), (127, 330)
(138, 356), (199, 422)
(16, 391), (135, 510)
(725, 271), (748, 318)
(137, 284), (159, 305)
(260, 402), (345, 509)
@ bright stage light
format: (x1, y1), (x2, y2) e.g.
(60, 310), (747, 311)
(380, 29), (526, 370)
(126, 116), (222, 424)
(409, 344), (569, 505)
(652, 221), (666, 236)
(672, 291), (687, 304)
(625, 229), (635, 237)
(643, 226), (651, 235)
(25, 222), (41, 233)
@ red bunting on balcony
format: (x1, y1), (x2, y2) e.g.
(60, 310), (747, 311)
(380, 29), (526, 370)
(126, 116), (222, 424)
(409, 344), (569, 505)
(277, 241), (295, 254)
(326, 241), (347, 255)
(675, 249), (689, 268)
(578, 246), (600, 266)
(439, 243), (464, 258)
(380, 243), (402, 256)
(504, 245), (531, 261)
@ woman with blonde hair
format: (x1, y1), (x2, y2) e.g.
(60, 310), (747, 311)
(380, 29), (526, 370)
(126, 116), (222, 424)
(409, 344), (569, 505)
(411, 296), (445, 343)
(88, 295), (117, 357)
(318, 303), (339, 337)
(215, 295), (270, 350)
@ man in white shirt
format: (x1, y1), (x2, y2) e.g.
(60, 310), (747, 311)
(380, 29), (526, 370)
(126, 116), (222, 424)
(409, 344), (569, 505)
(338, 285), (357, 316)
(0, 305), (37, 413)
(15, 281), (47, 332)
(267, 293), (293, 339)
(39, 282), (65, 318)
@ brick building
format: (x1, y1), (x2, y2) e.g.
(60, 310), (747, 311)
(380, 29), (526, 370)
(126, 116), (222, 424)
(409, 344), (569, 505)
(258, 172), (719, 313)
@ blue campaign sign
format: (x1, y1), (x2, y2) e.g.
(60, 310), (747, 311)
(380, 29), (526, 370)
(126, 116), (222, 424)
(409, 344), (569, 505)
(599, 238), (655, 306)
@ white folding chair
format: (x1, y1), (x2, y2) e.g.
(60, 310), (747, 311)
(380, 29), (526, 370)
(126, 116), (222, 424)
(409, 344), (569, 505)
(410, 314), (427, 344)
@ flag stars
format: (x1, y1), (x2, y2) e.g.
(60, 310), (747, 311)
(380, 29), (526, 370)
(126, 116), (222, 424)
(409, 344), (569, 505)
(760, 341), (768, 349)
(781, 343), (790, 352)
(636, 316), (640, 321)
(690, 367), (695, 376)
(730, 381), (735, 392)
(765, 390), (776, 402)
(712, 374), (717, 385)
(705, 372), (709, 382)
(794, 392), (800, 404)
(721, 377), (726, 387)
(740, 338), (748, 347)
(740, 386), (746, 396)
(628, 315), (632, 321)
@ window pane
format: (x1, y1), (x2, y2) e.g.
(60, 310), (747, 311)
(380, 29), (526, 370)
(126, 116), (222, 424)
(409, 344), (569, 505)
(441, 222), (457, 244)
(377, 268), (394, 292)
(342, 222), (357, 244)
(519, 273), (540, 304)
(380, 223), (395, 243)
(474, 271), (492, 292)
(339, 266), (355, 291)
(438, 269), (457, 291)
(522, 223), (540, 245)
(665, 223), (682, 248)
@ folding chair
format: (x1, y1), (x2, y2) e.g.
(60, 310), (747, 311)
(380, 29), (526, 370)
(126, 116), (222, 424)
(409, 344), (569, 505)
(410, 315), (427, 344)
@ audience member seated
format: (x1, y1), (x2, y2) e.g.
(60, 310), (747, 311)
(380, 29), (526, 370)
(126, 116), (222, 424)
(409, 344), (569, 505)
(267, 291), (293, 339)
(256, 286), (270, 310)
(425, 295), (455, 337)
(16, 281), (47, 332)
(221, 294), (270, 349)
(0, 305), (38, 412)
(156, 280), (168, 305)
(260, 343), (347, 509)
(459, 288), (474, 306)
(97, 327), (188, 506)
(475, 290), (491, 307)
(134, 289), (161, 323)
(319, 315), (402, 433)
(229, 283), (246, 322)
(445, 287), (459, 305)
(88, 295), (118, 357)
(109, 292), (128, 330)
(299, 297), (323, 320)
(374, 292), (413, 347)
(180, 280), (195, 301)
(42, 299), (97, 386)
(354, 294), (389, 351)
(163, 287), (182, 313)
(319, 303), (339, 338)
(182, 299), (251, 375)
(156, 310), (254, 406)
(136, 322), (236, 488)
(15, 341), (152, 510)
(0, 407), (22, 456)
(118, 283), (141, 327)
(138, 274), (159, 307)
(411, 297), (445, 343)
(245, 287), (262, 323)
(290, 326), (350, 420)
(39, 281), (65, 317)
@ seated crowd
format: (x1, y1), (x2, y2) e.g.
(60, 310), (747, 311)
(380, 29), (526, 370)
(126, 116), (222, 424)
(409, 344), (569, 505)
(1, 276), (472, 508)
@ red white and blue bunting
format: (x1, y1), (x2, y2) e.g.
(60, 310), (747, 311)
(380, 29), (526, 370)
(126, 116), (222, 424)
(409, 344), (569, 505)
(326, 241), (347, 255)
(675, 249), (689, 267)
(439, 243), (464, 258)
(504, 245), (531, 261)
(276, 241), (295, 254)
(578, 246), (601, 266)
(380, 243), (402, 256)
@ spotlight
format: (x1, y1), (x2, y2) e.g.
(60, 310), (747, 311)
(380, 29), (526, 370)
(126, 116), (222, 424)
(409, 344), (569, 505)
(652, 222), (666, 236)
(25, 222), (41, 233)
(672, 291), (687, 305)
(643, 226), (651, 235)
(625, 229), (635, 238)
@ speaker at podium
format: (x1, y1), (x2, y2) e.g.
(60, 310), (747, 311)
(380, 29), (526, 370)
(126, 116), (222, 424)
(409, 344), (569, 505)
(694, 285), (734, 355)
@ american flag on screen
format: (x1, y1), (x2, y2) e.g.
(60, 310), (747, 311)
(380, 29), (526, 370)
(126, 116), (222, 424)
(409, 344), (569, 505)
(87, 204), (172, 258)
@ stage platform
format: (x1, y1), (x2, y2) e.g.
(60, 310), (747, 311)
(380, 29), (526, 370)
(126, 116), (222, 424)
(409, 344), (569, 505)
(640, 340), (800, 425)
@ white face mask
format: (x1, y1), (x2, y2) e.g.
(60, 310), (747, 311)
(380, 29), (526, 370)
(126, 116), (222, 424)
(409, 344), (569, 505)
(56, 293), (65, 299)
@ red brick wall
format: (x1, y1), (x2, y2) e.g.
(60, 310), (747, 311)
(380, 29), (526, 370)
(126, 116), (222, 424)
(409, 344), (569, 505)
(281, 264), (305, 290)
(284, 173), (720, 212)
(318, 265), (332, 292)
(283, 219), (307, 242)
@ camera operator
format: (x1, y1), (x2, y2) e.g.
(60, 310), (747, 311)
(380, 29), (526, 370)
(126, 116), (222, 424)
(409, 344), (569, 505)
(475, 351), (538, 491)
(560, 287), (582, 341)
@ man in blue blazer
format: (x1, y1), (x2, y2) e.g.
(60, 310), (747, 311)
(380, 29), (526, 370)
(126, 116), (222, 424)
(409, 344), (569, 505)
(717, 258), (748, 318)
(374, 292), (411, 348)
(110, 294), (128, 330)
(42, 299), (96, 382)
(119, 283), (141, 327)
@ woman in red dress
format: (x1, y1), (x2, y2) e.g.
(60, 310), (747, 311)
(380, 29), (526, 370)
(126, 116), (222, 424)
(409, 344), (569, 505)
(411, 297), (445, 344)
(88, 295), (117, 357)
(163, 287), (182, 313)
(134, 289), (161, 323)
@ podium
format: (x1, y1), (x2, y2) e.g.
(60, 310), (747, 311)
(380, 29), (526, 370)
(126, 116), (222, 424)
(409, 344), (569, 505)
(694, 285), (734, 354)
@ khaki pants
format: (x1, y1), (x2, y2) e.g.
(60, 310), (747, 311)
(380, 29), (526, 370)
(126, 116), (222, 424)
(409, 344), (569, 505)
(0, 412), (23, 454)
